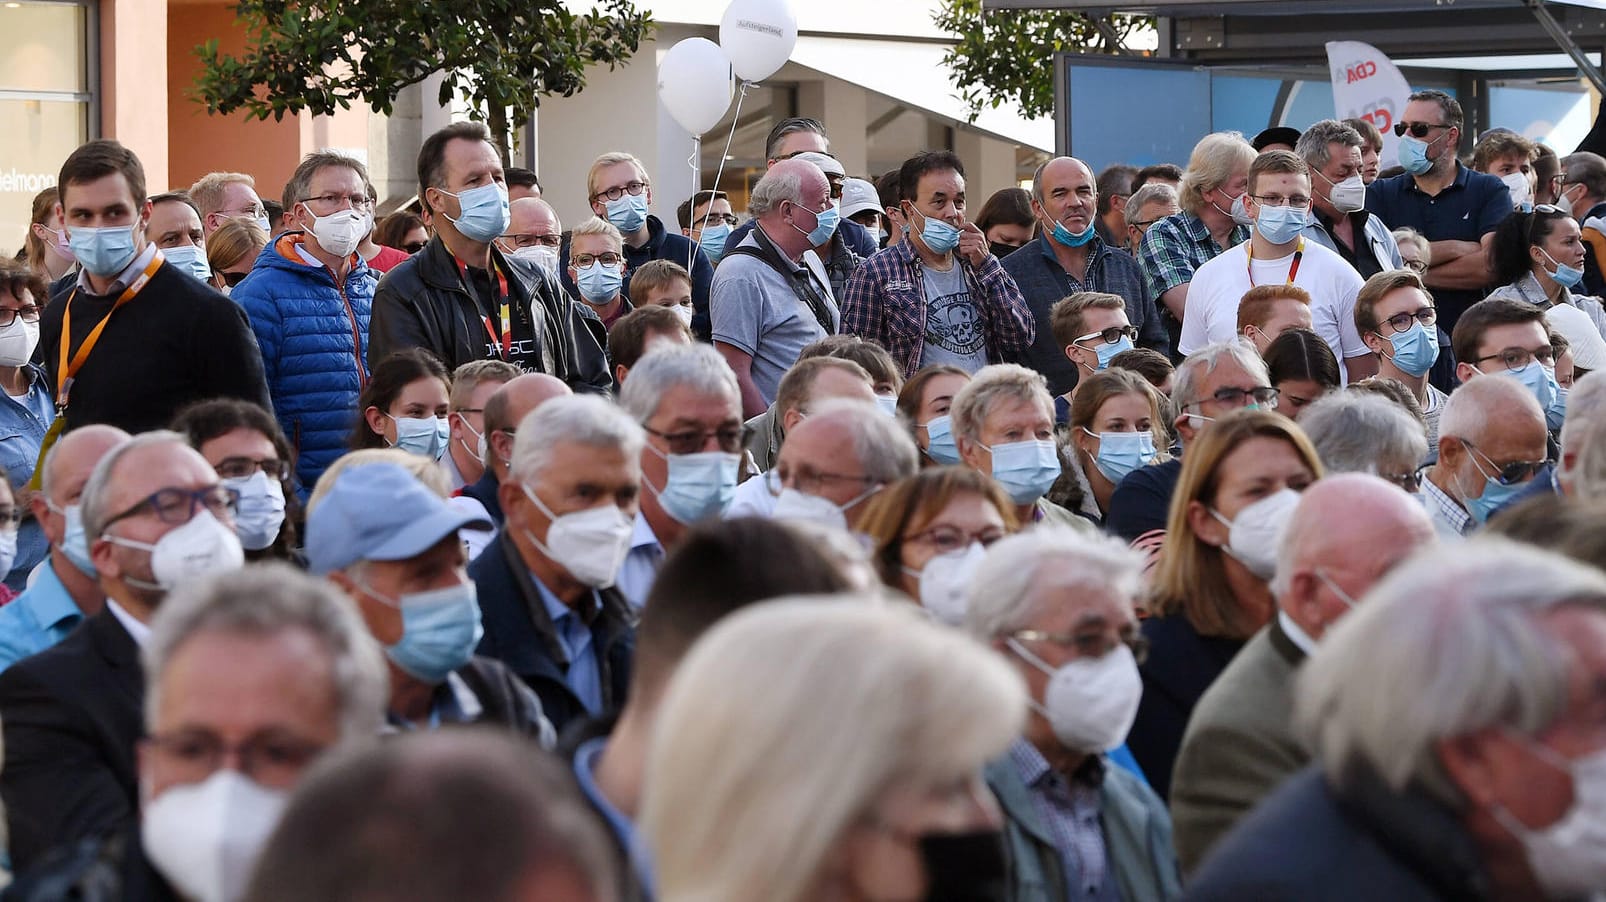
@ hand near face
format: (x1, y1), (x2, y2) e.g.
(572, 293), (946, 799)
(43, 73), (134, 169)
(958, 222), (989, 267)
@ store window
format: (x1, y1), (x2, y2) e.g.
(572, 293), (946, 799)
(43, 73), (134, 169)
(1, 1), (93, 256)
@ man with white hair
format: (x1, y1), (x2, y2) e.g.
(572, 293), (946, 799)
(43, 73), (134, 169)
(966, 527), (1182, 901)
(4, 563), (389, 899)
(616, 344), (743, 608)
(0, 431), (247, 868)
(711, 158), (841, 418)
(952, 363), (1093, 531)
(1107, 339), (1278, 543)
(766, 398), (918, 532)
(493, 196), (563, 275)
(1297, 391), (1429, 492)
(1418, 376), (1548, 537)
(790, 151), (865, 303)
(1188, 540), (1606, 899)
(1169, 474), (1436, 871)
(1556, 370), (1606, 500)
(468, 395), (644, 731)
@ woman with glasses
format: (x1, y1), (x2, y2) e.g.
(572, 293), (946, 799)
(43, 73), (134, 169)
(858, 467), (1018, 623)
(0, 261), (55, 589)
(1130, 409), (1323, 800)
(375, 211), (429, 257)
(1486, 205), (1606, 350)
(1391, 226), (1431, 275)
(204, 218), (269, 295)
(1065, 369), (1172, 525)
(172, 399), (300, 564)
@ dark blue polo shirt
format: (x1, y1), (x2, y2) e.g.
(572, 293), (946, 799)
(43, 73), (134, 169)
(1365, 164), (1512, 330)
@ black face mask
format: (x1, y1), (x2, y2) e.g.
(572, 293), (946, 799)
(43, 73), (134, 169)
(918, 829), (1008, 902)
(989, 241), (1024, 260)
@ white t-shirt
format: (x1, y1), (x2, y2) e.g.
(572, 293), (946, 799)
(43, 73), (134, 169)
(1178, 238), (1367, 376)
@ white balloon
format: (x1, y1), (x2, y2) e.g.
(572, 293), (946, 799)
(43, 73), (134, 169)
(657, 38), (734, 136)
(719, 0), (798, 83)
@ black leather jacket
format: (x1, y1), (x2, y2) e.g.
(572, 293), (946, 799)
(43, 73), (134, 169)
(368, 237), (612, 393)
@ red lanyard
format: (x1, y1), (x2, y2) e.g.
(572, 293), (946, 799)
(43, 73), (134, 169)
(1246, 237), (1304, 287)
(455, 256), (511, 359)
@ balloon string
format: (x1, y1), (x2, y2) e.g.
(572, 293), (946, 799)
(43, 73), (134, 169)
(690, 80), (752, 272)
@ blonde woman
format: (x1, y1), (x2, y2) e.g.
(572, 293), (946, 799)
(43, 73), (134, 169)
(1066, 368), (1172, 523)
(1130, 409), (1323, 800)
(642, 599), (1026, 902)
(205, 218), (269, 293)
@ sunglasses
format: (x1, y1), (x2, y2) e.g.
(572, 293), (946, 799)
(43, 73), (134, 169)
(1393, 121), (1450, 139)
(1462, 440), (1546, 486)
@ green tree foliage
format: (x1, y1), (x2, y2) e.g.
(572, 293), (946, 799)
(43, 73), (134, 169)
(194, 0), (653, 161)
(934, 0), (1145, 122)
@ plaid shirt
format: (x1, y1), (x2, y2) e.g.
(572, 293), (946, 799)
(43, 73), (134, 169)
(1137, 211), (1248, 301)
(1008, 739), (1118, 901)
(1419, 473), (1472, 538)
(839, 239), (1035, 376)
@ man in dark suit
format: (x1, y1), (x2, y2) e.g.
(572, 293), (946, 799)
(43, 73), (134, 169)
(1169, 474), (1436, 873)
(0, 431), (246, 869)
(470, 395), (642, 733)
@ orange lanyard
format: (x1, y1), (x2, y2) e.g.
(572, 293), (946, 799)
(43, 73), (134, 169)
(57, 252), (164, 410)
(1246, 237), (1304, 287)
(455, 256), (511, 359)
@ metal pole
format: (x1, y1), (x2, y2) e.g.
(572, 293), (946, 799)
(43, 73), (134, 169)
(1528, 0), (1606, 95)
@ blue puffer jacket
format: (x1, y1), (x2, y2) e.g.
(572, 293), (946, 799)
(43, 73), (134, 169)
(231, 234), (373, 497)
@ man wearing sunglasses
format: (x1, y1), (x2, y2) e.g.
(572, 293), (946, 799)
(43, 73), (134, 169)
(1418, 375), (1548, 539)
(0, 431), (246, 869)
(1364, 90), (1511, 338)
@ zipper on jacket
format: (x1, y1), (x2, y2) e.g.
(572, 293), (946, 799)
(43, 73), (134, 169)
(335, 280), (368, 387)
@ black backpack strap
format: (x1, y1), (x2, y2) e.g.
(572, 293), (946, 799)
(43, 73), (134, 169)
(723, 244), (836, 336)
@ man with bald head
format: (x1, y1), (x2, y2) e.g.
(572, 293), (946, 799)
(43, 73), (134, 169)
(1420, 375), (1549, 538)
(0, 425), (130, 670)
(455, 373), (573, 558)
(711, 158), (842, 418)
(0, 431), (247, 868)
(769, 398), (918, 532)
(495, 197), (563, 275)
(1002, 156), (1169, 396)
(1169, 473), (1436, 871)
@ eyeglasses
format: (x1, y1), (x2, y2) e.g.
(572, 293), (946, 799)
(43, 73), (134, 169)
(1402, 259), (1428, 275)
(904, 524), (1007, 554)
(222, 272), (250, 287)
(1187, 386), (1280, 410)
(227, 205), (268, 220)
(1009, 628), (1150, 666)
(1128, 217), (1164, 230)
(1378, 306), (1438, 334)
(301, 194), (373, 212)
(763, 466), (877, 498)
(143, 730), (327, 788)
(593, 181), (649, 202)
(1249, 193), (1311, 209)
(781, 149), (837, 161)
(697, 213), (740, 227)
(572, 252), (623, 268)
(1393, 121), (1450, 139)
(0, 305), (42, 327)
(644, 424), (744, 456)
(102, 485), (239, 529)
(1461, 440), (1546, 487)
(1473, 346), (1555, 372)
(1382, 468), (1424, 492)
(214, 457), (290, 481)
(402, 242), (427, 254)
(1073, 325), (1138, 347)
(501, 232), (562, 249)
(0, 506), (21, 528)
(1523, 205), (1566, 244)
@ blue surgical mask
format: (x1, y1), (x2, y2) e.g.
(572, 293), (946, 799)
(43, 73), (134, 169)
(1398, 135), (1436, 176)
(875, 395), (899, 417)
(1457, 459), (1527, 525)
(795, 205), (839, 246)
(364, 581), (483, 684)
(440, 182), (510, 244)
(1254, 204), (1307, 245)
(575, 261), (624, 305)
(1385, 320), (1440, 378)
(1544, 366), (1568, 432)
(388, 414), (450, 460)
(606, 193), (649, 233)
(914, 209), (962, 255)
(69, 224), (140, 278)
(1082, 428), (1156, 484)
(48, 500), (96, 578)
(1502, 360), (1558, 415)
(646, 448), (739, 524)
(162, 244), (212, 283)
(921, 415), (961, 465)
(698, 222), (731, 264)
(983, 439), (1061, 505)
(1540, 248), (1585, 289)
(1082, 334), (1134, 372)
(1051, 220), (1096, 248)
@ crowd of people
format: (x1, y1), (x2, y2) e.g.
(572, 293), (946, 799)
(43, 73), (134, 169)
(0, 87), (1602, 901)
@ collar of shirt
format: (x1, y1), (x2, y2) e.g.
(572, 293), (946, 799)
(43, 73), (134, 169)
(76, 242), (159, 296)
(1179, 210), (1247, 251)
(17, 558), (86, 633)
(1277, 610), (1319, 657)
(630, 510), (661, 556)
(1007, 737), (1106, 791)
(1407, 161), (1474, 195)
(532, 571), (600, 630)
(1511, 271), (1570, 307)
(106, 598), (151, 646)
(1421, 472), (1473, 536)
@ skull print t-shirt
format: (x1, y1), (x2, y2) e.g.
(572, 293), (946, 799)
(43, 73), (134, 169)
(918, 261), (987, 372)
